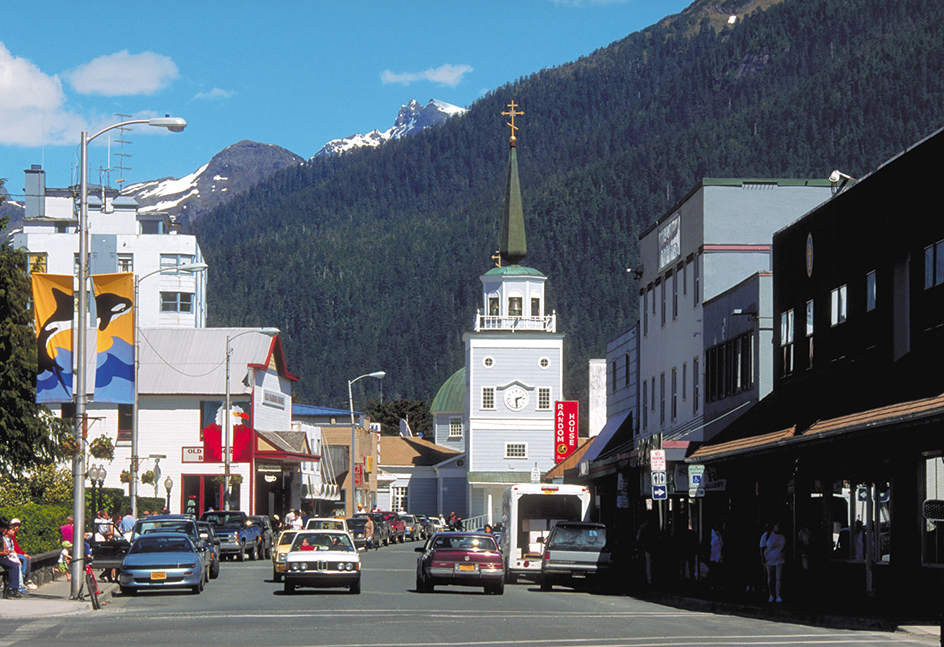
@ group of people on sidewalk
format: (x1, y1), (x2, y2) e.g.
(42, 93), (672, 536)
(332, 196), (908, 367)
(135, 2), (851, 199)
(1, 517), (38, 599)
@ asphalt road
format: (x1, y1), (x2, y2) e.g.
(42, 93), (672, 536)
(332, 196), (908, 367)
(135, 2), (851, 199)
(2, 539), (936, 647)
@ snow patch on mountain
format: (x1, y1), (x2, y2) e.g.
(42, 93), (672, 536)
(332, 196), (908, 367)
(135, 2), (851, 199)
(312, 98), (465, 159)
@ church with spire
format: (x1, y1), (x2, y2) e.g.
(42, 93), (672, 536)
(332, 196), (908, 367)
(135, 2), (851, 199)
(430, 101), (566, 524)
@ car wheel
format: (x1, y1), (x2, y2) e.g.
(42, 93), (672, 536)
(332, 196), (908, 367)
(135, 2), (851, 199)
(540, 574), (552, 591)
(415, 575), (426, 593)
(238, 544), (246, 562)
(192, 574), (205, 594)
(210, 561), (220, 579)
(120, 586), (135, 596)
(273, 571), (282, 583)
(284, 582), (295, 594)
(265, 545), (272, 560)
(505, 571), (517, 584)
(349, 579), (361, 594)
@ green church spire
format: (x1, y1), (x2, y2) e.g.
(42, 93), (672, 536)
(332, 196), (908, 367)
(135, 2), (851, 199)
(500, 101), (527, 266)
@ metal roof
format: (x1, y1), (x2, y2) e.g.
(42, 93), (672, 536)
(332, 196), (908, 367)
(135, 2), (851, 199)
(482, 264), (546, 278)
(138, 327), (279, 395)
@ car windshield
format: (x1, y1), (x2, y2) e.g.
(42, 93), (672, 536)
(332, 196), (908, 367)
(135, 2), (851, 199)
(548, 526), (607, 551)
(278, 532), (297, 546)
(132, 520), (192, 541)
(402, 515), (416, 523)
(130, 536), (194, 555)
(291, 533), (354, 552)
(306, 519), (344, 530)
(347, 518), (366, 529)
(432, 535), (498, 551)
(201, 512), (245, 527)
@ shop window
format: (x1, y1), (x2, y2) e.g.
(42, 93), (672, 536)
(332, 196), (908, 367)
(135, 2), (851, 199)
(826, 479), (891, 564)
(924, 457), (944, 564)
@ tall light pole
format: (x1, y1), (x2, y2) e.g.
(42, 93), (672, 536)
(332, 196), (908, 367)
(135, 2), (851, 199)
(348, 371), (385, 515)
(224, 328), (280, 510)
(72, 116), (187, 599)
(131, 261), (207, 518)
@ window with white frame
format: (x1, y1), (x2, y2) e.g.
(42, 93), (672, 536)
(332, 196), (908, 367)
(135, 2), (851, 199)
(28, 252), (47, 273)
(449, 417), (463, 438)
(781, 309), (795, 375)
(806, 300), (815, 368)
(160, 292), (193, 313)
(482, 387), (495, 410)
(161, 253), (194, 274)
(537, 387), (551, 410)
(505, 443), (527, 459)
(392, 486), (408, 512)
(117, 253), (133, 273)
(830, 285), (848, 326)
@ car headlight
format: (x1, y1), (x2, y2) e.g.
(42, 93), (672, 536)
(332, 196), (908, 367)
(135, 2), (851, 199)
(277, 554), (286, 563)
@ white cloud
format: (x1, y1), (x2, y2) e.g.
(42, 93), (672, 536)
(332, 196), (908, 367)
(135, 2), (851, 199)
(0, 41), (86, 146)
(193, 88), (235, 101)
(381, 64), (473, 88)
(66, 50), (178, 96)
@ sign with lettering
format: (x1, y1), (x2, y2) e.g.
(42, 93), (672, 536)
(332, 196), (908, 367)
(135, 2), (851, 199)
(650, 449), (666, 472)
(554, 401), (579, 463)
(182, 447), (205, 463)
(262, 389), (286, 409)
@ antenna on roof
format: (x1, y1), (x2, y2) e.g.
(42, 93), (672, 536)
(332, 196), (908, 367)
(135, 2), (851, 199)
(113, 113), (133, 189)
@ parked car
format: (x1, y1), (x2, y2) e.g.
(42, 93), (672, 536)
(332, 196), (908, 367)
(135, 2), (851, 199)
(282, 530), (361, 594)
(250, 515), (274, 559)
(272, 529), (298, 582)
(381, 511), (406, 543)
(401, 514), (422, 541)
(539, 521), (611, 591)
(119, 532), (208, 595)
(346, 517), (380, 550)
(199, 510), (262, 562)
(195, 521), (221, 580)
(415, 531), (504, 595)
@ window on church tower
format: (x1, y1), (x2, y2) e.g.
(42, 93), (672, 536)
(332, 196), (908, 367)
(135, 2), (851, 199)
(509, 297), (522, 317)
(449, 417), (463, 438)
(489, 297), (500, 316)
(537, 388), (551, 410)
(482, 387), (495, 410)
(505, 443), (527, 459)
(531, 297), (540, 317)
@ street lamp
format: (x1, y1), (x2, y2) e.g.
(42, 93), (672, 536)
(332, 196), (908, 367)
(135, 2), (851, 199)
(131, 262), (207, 518)
(86, 464), (106, 521)
(224, 328), (280, 510)
(348, 371), (386, 515)
(72, 115), (187, 599)
(164, 476), (174, 512)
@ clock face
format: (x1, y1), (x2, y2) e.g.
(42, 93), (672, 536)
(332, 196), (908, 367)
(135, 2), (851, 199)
(504, 386), (529, 411)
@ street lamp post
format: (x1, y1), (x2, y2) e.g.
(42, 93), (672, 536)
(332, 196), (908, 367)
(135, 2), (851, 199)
(131, 262), (207, 518)
(223, 328), (280, 510)
(86, 464), (106, 521)
(164, 476), (174, 512)
(348, 371), (385, 516)
(72, 116), (187, 599)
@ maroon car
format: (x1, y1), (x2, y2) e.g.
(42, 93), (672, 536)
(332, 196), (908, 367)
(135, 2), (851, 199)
(381, 511), (406, 543)
(415, 532), (504, 595)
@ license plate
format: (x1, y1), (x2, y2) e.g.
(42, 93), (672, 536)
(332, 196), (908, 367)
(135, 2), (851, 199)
(458, 564), (475, 572)
(150, 571), (167, 580)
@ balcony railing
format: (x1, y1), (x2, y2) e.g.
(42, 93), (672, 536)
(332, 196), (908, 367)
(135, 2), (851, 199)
(474, 311), (556, 333)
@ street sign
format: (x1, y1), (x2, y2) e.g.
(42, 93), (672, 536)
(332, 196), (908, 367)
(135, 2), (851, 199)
(653, 485), (667, 500)
(650, 449), (666, 472)
(652, 471), (666, 487)
(689, 465), (706, 498)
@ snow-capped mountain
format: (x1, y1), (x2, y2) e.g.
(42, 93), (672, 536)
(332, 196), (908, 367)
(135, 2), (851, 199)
(124, 140), (303, 228)
(312, 98), (466, 158)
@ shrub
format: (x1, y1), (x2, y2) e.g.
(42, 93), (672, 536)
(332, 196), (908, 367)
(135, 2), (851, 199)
(0, 504), (72, 554)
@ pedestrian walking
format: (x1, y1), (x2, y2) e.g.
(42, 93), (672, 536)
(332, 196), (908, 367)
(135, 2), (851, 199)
(764, 520), (786, 602)
(364, 515), (376, 551)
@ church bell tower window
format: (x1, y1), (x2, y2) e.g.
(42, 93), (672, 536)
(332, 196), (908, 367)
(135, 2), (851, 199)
(489, 297), (500, 316)
(509, 296), (522, 317)
(531, 297), (540, 317)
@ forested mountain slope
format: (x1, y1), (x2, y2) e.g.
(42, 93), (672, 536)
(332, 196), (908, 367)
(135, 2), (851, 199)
(193, 0), (944, 412)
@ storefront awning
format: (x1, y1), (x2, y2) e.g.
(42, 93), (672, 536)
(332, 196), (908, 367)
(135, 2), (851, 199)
(255, 430), (321, 463)
(466, 471), (534, 485)
(581, 411), (633, 466)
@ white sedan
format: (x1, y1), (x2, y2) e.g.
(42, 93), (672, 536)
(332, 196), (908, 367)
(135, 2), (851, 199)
(283, 530), (361, 594)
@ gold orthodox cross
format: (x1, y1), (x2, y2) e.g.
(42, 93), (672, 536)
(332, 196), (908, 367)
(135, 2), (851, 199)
(502, 100), (524, 144)
(491, 250), (502, 267)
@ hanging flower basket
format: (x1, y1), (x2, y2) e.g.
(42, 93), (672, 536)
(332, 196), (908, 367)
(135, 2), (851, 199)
(88, 435), (115, 460)
(60, 436), (81, 458)
(211, 475), (226, 485)
(119, 470), (132, 484)
(229, 474), (243, 486)
(141, 470), (156, 485)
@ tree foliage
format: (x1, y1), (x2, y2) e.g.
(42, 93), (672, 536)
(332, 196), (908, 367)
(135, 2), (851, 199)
(365, 399), (432, 438)
(194, 0), (944, 417)
(0, 194), (69, 475)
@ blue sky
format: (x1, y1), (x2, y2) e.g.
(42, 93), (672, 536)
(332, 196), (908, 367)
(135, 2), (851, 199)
(1, 1), (691, 196)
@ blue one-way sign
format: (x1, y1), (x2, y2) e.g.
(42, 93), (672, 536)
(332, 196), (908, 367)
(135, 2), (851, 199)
(653, 485), (667, 500)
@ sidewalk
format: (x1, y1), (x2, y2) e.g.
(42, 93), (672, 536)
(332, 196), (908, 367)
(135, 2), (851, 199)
(0, 576), (118, 619)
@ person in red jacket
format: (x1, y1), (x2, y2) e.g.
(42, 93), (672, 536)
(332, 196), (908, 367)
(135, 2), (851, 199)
(8, 519), (36, 590)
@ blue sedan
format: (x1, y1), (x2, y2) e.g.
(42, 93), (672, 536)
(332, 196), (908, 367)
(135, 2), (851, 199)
(119, 532), (208, 595)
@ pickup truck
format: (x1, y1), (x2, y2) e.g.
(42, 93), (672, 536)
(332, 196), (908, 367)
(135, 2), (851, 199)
(380, 511), (406, 544)
(200, 510), (262, 562)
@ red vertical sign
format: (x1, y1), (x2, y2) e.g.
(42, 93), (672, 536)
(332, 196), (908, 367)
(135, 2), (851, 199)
(554, 401), (579, 463)
(354, 463), (364, 487)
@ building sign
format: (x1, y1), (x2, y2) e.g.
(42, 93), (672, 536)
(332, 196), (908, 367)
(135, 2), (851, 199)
(554, 401), (579, 463)
(617, 473), (629, 509)
(256, 464), (282, 474)
(182, 447), (204, 463)
(658, 214), (681, 269)
(262, 389), (286, 409)
(353, 463), (364, 487)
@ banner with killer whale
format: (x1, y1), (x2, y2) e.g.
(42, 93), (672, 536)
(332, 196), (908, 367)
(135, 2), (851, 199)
(92, 273), (135, 404)
(32, 272), (135, 404)
(32, 273), (76, 403)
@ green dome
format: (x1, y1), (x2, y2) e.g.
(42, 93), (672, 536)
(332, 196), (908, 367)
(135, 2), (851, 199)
(483, 264), (546, 277)
(430, 368), (466, 413)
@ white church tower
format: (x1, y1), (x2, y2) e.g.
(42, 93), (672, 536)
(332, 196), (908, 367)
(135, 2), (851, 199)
(462, 102), (565, 523)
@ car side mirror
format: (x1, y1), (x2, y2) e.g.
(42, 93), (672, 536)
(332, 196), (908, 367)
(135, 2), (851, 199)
(414, 546), (425, 553)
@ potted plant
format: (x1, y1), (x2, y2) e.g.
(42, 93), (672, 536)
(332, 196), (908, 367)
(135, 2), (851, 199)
(60, 436), (81, 458)
(141, 470), (156, 486)
(229, 474), (244, 486)
(88, 434), (115, 460)
(119, 470), (132, 484)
